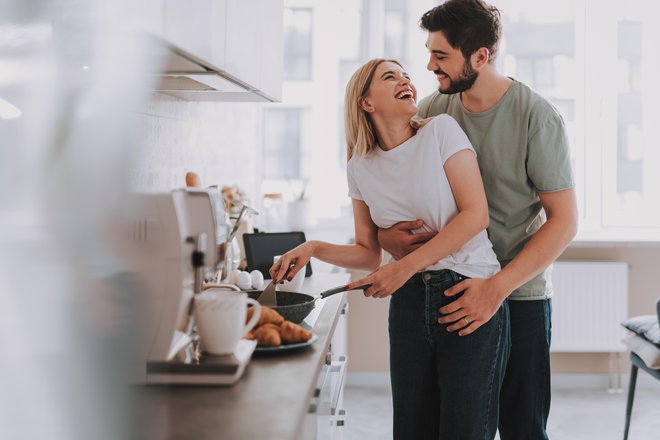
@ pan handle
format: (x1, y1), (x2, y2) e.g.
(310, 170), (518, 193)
(319, 284), (372, 299)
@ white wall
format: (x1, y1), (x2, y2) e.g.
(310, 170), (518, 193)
(129, 93), (265, 200)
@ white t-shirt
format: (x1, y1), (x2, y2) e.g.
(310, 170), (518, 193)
(346, 114), (500, 278)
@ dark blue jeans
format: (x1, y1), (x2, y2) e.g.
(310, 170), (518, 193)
(389, 269), (510, 440)
(498, 299), (552, 440)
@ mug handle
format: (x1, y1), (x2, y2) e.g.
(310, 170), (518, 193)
(203, 283), (241, 291)
(244, 298), (262, 334)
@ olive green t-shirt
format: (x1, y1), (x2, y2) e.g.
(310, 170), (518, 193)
(417, 79), (574, 300)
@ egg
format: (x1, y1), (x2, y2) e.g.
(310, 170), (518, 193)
(229, 270), (242, 285)
(235, 271), (253, 290)
(250, 270), (264, 290)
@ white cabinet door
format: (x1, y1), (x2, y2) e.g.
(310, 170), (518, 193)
(163, 0), (226, 70)
(257, 0), (283, 101)
(132, 0), (165, 36)
(224, 0), (261, 88)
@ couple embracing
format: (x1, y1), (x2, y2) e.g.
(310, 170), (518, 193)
(271, 1), (577, 439)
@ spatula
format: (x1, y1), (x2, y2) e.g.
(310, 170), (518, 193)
(258, 278), (279, 307)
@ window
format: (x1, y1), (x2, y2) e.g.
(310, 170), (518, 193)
(283, 8), (313, 81)
(384, 0), (408, 64)
(498, 0), (660, 236)
(270, 0), (660, 239)
(263, 108), (310, 180)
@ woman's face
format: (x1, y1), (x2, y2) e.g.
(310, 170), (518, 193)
(363, 62), (417, 118)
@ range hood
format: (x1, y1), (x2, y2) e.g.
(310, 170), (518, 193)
(152, 38), (277, 103)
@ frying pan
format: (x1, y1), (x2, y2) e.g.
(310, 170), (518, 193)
(246, 284), (371, 323)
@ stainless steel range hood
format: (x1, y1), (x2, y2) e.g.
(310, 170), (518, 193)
(152, 38), (277, 102)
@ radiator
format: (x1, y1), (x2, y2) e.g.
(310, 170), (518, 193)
(549, 261), (628, 352)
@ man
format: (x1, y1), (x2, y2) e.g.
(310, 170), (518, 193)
(378, 1), (578, 439)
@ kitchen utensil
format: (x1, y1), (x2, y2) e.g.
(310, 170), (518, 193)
(248, 283), (371, 323)
(227, 204), (258, 242)
(258, 279), (278, 307)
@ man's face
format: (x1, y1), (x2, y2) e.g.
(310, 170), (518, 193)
(426, 31), (478, 95)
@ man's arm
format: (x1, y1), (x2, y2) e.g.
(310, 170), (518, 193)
(438, 188), (578, 335)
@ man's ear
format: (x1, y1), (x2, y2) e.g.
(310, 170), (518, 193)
(359, 96), (375, 113)
(472, 47), (490, 69)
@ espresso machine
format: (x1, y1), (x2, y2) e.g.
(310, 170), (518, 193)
(126, 188), (256, 385)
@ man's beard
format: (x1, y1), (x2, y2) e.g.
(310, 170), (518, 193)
(437, 61), (478, 95)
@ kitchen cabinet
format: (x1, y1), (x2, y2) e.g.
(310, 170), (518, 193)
(136, 273), (349, 439)
(134, 0), (283, 102)
(163, 0), (226, 69)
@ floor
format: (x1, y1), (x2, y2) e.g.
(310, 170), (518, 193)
(342, 384), (660, 440)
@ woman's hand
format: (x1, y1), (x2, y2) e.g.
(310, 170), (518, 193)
(269, 242), (315, 284)
(346, 261), (416, 298)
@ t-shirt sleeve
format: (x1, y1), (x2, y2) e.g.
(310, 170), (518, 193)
(346, 159), (363, 200)
(433, 114), (475, 164)
(526, 108), (575, 192)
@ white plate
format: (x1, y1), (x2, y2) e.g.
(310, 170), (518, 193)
(253, 333), (318, 353)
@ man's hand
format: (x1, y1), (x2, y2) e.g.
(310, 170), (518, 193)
(437, 277), (506, 336)
(377, 220), (436, 261)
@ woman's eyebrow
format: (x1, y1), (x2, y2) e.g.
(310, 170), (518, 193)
(380, 70), (399, 79)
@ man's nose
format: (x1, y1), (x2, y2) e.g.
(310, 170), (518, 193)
(426, 55), (435, 72)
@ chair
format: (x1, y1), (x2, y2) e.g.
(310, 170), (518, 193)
(622, 298), (660, 440)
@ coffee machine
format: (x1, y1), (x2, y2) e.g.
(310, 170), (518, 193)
(126, 188), (256, 385)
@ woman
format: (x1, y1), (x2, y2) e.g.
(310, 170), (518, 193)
(270, 59), (509, 440)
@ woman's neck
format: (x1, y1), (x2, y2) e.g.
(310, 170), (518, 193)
(371, 114), (416, 151)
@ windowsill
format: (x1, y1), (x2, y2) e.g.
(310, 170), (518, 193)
(302, 215), (660, 250)
(572, 228), (660, 247)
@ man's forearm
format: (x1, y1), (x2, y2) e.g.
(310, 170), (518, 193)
(490, 215), (577, 299)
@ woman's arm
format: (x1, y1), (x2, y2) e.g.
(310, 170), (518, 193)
(347, 149), (489, 297)
(270, 199), (381, 283)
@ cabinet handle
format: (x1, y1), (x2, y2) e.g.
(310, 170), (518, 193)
(329, 359), (348, 415)
(335, 409), (346, 427)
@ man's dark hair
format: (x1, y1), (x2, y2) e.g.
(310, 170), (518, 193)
(420, 0), (502, 62)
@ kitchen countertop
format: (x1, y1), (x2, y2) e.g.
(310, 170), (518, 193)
(135, 272), (350, 440)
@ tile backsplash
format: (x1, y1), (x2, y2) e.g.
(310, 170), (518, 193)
(129, 93), (264, 208)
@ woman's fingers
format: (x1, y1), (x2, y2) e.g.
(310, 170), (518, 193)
(269, 260), (282, 280)
(274, 256), (293, 283)
(286, 260), (305, 281)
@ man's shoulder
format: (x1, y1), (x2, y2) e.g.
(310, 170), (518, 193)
(511, 79), (563, 121)
(417, 91), (452, 118)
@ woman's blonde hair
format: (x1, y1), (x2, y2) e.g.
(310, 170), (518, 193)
(345, 58), (403, 161)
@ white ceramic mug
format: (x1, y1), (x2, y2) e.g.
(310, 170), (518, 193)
(194, 287), (261, 355)
(274, 255), (305, 292)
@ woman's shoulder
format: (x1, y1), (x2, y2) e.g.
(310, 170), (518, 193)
(417, 113), (462, 135)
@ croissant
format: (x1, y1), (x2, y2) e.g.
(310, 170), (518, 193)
(253, 325), (282, 347)
(279, 320), (313, 344)
(255, 306), (284, 326)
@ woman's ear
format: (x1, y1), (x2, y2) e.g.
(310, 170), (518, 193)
(359, 96), (375, 113)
